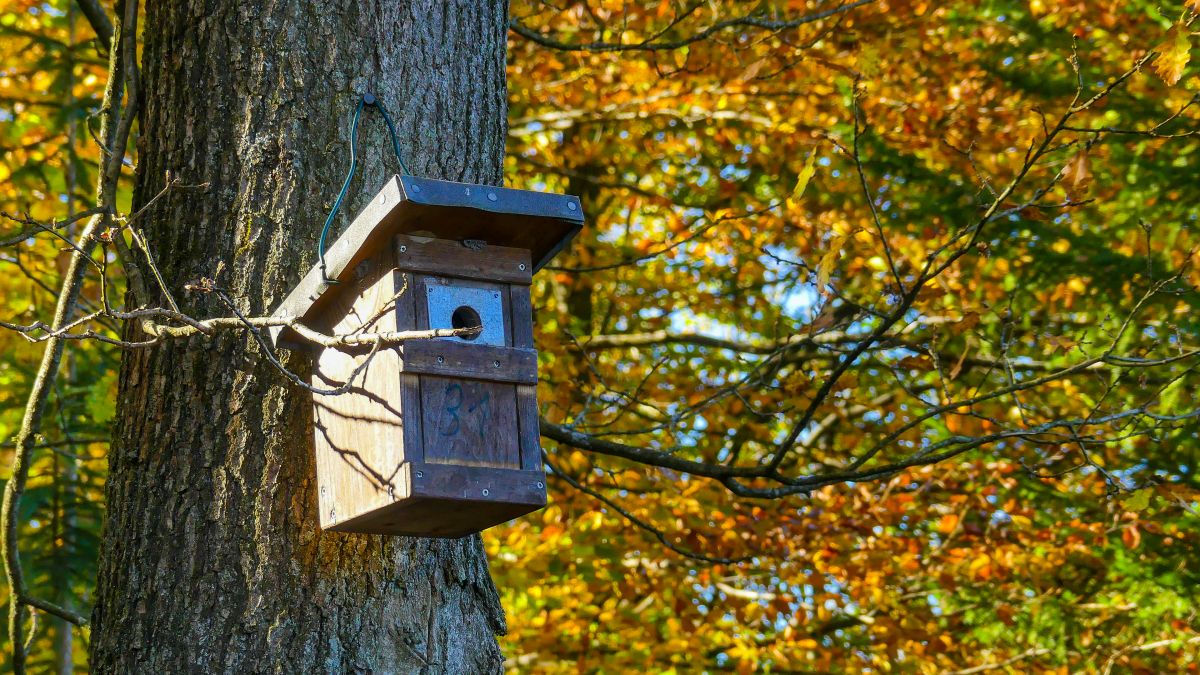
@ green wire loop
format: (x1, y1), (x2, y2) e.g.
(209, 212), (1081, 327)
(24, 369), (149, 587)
(318, 93), (410, 283)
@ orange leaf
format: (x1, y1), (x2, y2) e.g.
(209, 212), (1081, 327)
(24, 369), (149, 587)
(938, 513), (959, 534)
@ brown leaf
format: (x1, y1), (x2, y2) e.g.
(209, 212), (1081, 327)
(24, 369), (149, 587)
(739, 58), (767, 81)
(1061, 150), (1091, 198)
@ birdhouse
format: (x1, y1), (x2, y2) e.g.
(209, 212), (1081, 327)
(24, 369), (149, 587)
(270, 175), (582, 537)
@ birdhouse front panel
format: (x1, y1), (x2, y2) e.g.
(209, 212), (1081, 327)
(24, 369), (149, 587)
(271, 176), (582, 538)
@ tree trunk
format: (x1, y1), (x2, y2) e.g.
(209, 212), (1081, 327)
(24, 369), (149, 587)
(90, 2), (511, 671)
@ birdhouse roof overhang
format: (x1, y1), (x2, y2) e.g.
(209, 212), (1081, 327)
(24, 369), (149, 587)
(270, 175), (583, 348)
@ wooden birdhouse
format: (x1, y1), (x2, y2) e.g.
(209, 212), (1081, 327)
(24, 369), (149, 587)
(270, 175), (582, 537)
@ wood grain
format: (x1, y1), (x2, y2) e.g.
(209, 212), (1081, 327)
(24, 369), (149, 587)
(310, 249), (410, 530)
(396, 235), (532, 284)
(399, 341), (537, 385)
(419, 376), (521, 469)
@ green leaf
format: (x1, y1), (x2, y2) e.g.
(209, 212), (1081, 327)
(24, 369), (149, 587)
(1123, 490), (1152, 512)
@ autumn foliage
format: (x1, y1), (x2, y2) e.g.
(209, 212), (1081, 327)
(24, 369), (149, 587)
(2, 0), (1199, 672)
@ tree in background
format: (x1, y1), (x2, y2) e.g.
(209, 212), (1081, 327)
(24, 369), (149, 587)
(1, 0), (1198, 672)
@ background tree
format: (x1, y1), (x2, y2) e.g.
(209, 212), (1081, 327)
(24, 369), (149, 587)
(1, 0), (1198, 672)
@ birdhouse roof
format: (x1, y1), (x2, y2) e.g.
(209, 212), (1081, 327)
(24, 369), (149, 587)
(269, 175), (583, 348)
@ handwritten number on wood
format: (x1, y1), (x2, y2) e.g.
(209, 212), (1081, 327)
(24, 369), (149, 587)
(439, 383), (491, 439)
(467, 391), (490, 440)
(440, 383), (463, 437)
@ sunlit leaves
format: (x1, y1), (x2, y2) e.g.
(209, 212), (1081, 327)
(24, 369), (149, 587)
(1153, 23), (1193, 86)
(495, 0), (1200, 672)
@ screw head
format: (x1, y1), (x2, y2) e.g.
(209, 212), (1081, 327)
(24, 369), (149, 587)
(567, 201), (577, 211)
(415, 470), (424, 479)
(518, 263), (527, 271)
(487, 192), (498, 202)
(536, 482), (544, 489)
(410, 183), (421, 193)
(482, 488), (490, 497)
(493, 360), (501, 368)
(399, 245), (407, 253)
(436, 355), (445, 364)
(379, 194), (387, 204)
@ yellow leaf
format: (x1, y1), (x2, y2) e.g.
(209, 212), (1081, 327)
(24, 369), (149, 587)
(790, 152), (819, 205)
(1153, 24), (1192, 86)
(817, 234), (846, 288)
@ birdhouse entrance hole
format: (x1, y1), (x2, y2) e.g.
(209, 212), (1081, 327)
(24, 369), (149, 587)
(451, 306), (482, 338)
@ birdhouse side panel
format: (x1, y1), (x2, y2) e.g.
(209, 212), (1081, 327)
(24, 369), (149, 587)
(508, 284), (544, 472)
(310, 252), (413, 529)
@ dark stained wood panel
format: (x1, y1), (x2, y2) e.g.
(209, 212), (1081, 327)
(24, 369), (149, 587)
(399, 341), (537, 385)
(396, 235), (532, 284)
(326, 462), (546, 537)
(419, 376), (521, 469)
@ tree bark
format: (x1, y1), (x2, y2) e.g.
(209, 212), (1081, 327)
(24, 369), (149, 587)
(91, 2), (511, 672)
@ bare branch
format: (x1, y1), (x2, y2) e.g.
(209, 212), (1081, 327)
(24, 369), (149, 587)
(74, 0), (114, 48)
(510, 0), (877, 52)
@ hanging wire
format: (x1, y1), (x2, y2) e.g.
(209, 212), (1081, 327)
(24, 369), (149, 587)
(318, 92), (410, 283)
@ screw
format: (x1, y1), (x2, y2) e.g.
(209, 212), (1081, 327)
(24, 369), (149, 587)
(410, 183), (421, 193)
(387, 486), (395, 498)
(320, 486), (326, 496)
(415, 470), (424, 478)
(379, 194), (387, 204)
(436, 355), (445, 364)
(487, 192), (498, 202)
(482, 488), (490, 497)
(537, 482), (544, 489)
(518, 263), (527, 271)
(329, 509), (337, 522)
(493, 292), (500, 299)
(567, 201), (577, 211)
(399, 245), (407, 253)
(493, 360), (500, 368)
